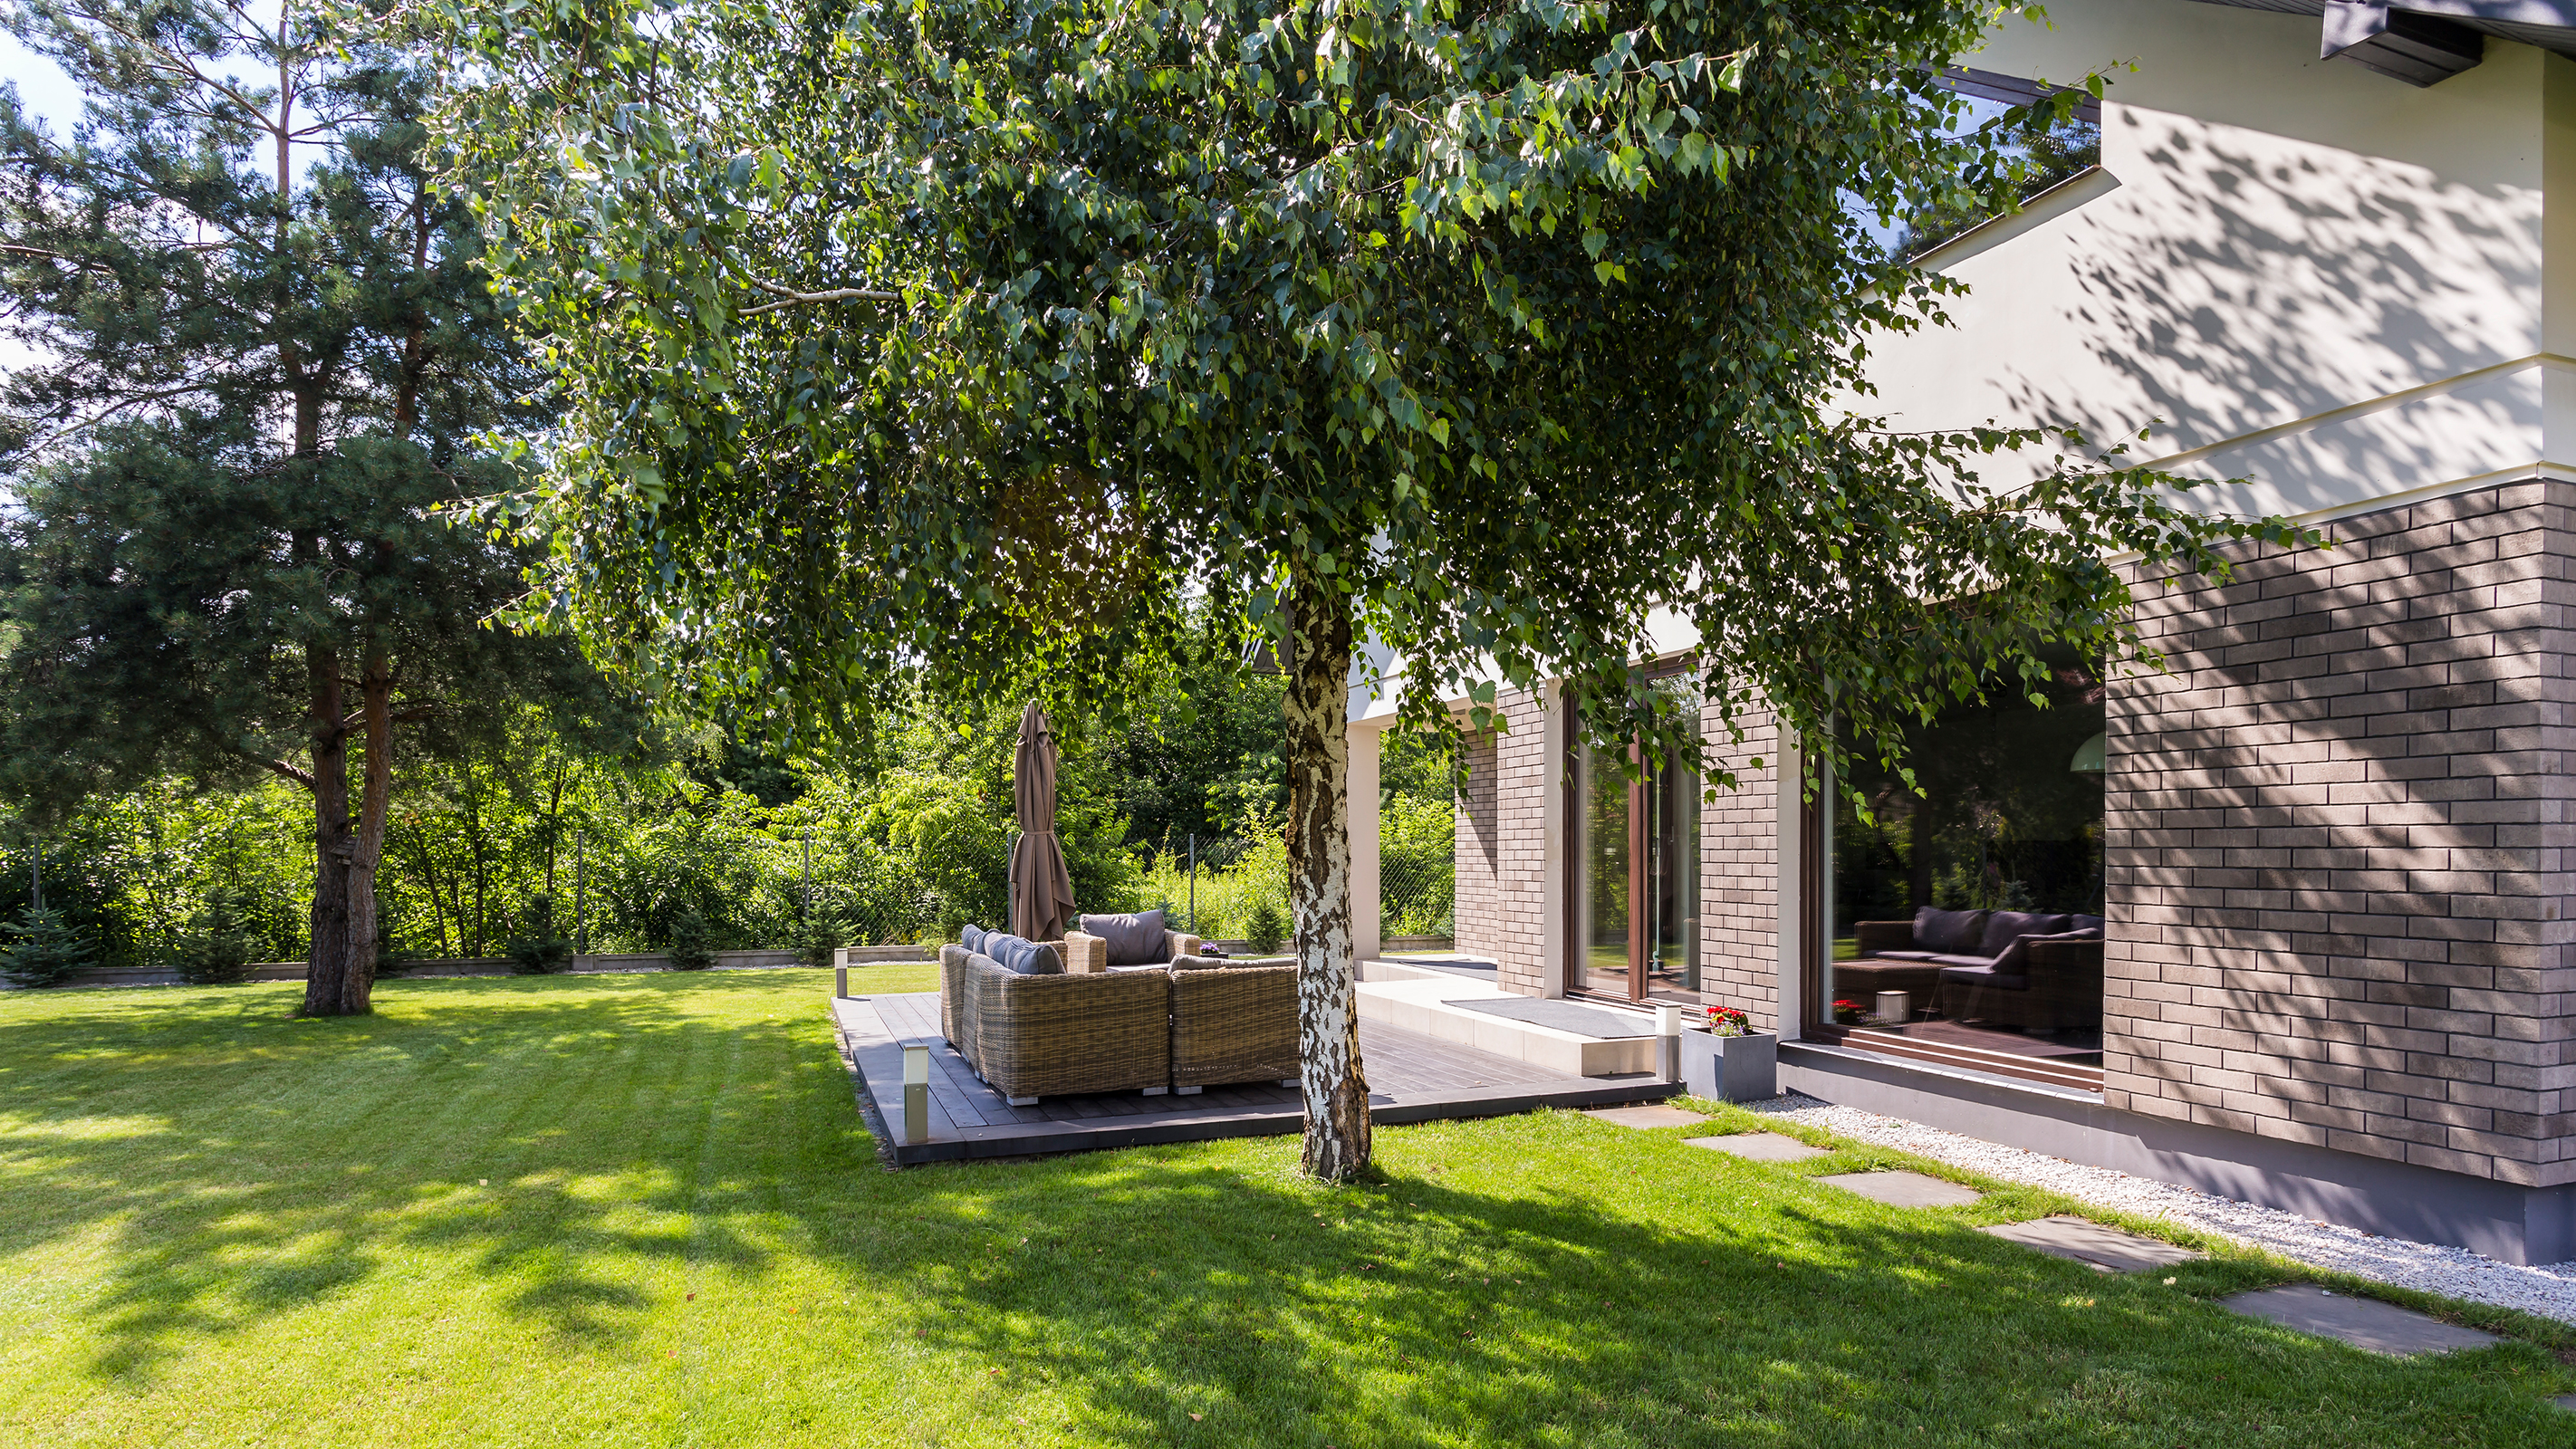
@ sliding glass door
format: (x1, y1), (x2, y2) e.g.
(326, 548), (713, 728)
(1572, 681), (1702, 1003)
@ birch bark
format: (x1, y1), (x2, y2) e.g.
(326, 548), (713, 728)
(1284, 564), (1370, 1180)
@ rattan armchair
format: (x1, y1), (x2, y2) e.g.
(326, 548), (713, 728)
(1168, 961), (1299, 1092)
(966, 955), (1174, 1105)
(1062, 926), (1206, 974)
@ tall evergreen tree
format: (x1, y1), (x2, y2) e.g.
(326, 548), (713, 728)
(0, 0), (608, 1013)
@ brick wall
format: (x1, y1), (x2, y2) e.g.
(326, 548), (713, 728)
(2108, 479), (2576, 1187)
(1698, 705), (1783, 1031)
(1490, 686), (1557, 995)
(1453, 725), (1502, 962)
(1447, 686), (1557, 995)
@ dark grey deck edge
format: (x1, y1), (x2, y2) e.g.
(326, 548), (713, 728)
(832, 995), (1674, 1165)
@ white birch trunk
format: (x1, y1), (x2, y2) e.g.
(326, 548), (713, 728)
(1283, 564), (1370, 1179)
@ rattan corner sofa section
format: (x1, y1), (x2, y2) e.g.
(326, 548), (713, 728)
(937, 944), (1296, 1105)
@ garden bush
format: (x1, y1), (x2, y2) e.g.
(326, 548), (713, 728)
(172, 888), (256, 985)
(0, 907), (96, 986)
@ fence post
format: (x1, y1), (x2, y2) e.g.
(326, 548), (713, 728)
(572, 832), (586, 965)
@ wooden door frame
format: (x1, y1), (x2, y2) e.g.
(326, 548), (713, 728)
(1562, 656), (1697, 1005)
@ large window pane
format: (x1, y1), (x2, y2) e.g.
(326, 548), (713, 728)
(1827, 651), (2105, 1063)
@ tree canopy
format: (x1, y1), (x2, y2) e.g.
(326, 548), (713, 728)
(423, 0), (2308, 1174)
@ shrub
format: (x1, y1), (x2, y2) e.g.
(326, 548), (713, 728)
(1244, 898), (1288, 955)
(505, 894), (573, 975)
(666, 906), (716, 970)
(794, 903), (850, 967)
(173, 888), (257, 985)
(0, 907), (97, 986)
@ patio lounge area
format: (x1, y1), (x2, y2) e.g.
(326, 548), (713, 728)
(833, 987), (1676, 1165)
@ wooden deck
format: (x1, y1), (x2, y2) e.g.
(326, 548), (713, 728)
(833, 990), (1676, 1165)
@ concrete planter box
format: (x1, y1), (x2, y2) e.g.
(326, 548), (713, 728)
(1680, 1029), (1777, 1103)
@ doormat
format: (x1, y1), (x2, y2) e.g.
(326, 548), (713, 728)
(1443, 997), (1656, 1039)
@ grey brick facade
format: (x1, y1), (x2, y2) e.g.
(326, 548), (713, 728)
(1697, 705), (1782, 1032)
(1450, 686), (1557, 996)
(1452, 725), (1502, 965)
(2108, 480), (2576, 1189)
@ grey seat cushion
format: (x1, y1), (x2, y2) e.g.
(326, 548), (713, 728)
(2067, 914), (2106, 936)
(1927, 953), (1995, 969)
(1080, 909), (1170, 966)
(1977, 911), (2070, 960)
(1941, 963), (2029, 990)
(1868, 950), (1942, 963)
(1995, 929), (2104, 973)
(1913, 907), (1989, 955)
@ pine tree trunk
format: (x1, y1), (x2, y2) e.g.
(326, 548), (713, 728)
(303, 642), (356, 1015)
(335, 659), (393, 1014)
(1284, 563), (1370, 1181)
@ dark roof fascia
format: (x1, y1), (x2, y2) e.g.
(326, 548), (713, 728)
(2186, 0), (2576, 58)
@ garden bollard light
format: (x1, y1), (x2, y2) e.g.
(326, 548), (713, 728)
(836, 963), (848, 1000)
(1655, 1004), (1685, 1083)
(902, 1044), (930, 1146)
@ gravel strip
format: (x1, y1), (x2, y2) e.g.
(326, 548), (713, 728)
(1735, 1090), (2576, 1326)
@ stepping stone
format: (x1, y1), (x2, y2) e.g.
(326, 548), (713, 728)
(1685, 1132), (1828, 1163)
(1815, 1170), (1983, 1208)
(1982, 1215), (2203, 1273)
(1585, 1105), (1709, 1129)
(2553, 1396), (2576, 1413)
(2220, 1284), (2504, 1358)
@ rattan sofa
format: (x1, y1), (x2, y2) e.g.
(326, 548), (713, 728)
(963, 953), (1173, 1105)
(1168, 959), (1299, 1093)
(935, 946), (1299, 1103)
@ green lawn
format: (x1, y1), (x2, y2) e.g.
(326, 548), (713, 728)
(1, 969), (2569, 1446)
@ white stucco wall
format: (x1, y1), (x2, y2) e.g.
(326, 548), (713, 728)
(1870, 0), (2571, 521)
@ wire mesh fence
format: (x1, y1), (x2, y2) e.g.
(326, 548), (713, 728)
(1136, 792), (1456, 945)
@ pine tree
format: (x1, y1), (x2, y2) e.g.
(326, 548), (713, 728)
(0, 906), (95, 987)
(0, 1), (627, 1013)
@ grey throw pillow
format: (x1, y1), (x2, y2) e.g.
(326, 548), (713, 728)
(962, 923), (987, 954)
(1976, 911), (2070, 960)
(983, 934), (1063, 975)
(1912, 907), (1988, 955)
(1079, 908), (1169, 966)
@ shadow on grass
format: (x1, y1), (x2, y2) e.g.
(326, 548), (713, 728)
(0, 973), (2569, 1446)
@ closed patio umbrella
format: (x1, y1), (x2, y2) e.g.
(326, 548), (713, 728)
(1008, 702), (1078, 941)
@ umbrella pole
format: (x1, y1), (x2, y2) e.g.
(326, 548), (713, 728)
(1187, 833), (1197, 935)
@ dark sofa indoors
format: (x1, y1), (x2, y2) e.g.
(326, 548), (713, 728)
(1841, 906), (2105, 1034)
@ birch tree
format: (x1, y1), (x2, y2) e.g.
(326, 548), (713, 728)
(425, 0), (2304, 1175)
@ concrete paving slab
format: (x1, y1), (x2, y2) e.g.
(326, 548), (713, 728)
(1585, 1105), (1709, 1129)
(2220, 1284), (2504, 1358)
(1815, 1170), (1984, 1208)
(1982, 1215), (2203, 1273)
(2552, 1395), (2576, 1413)
(1685, 1132), (1829, 1163)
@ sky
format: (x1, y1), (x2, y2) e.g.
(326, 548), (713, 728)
(2, 32), (82, 134)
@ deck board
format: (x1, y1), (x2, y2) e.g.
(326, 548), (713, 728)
(832, 989), (1674, 1164)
